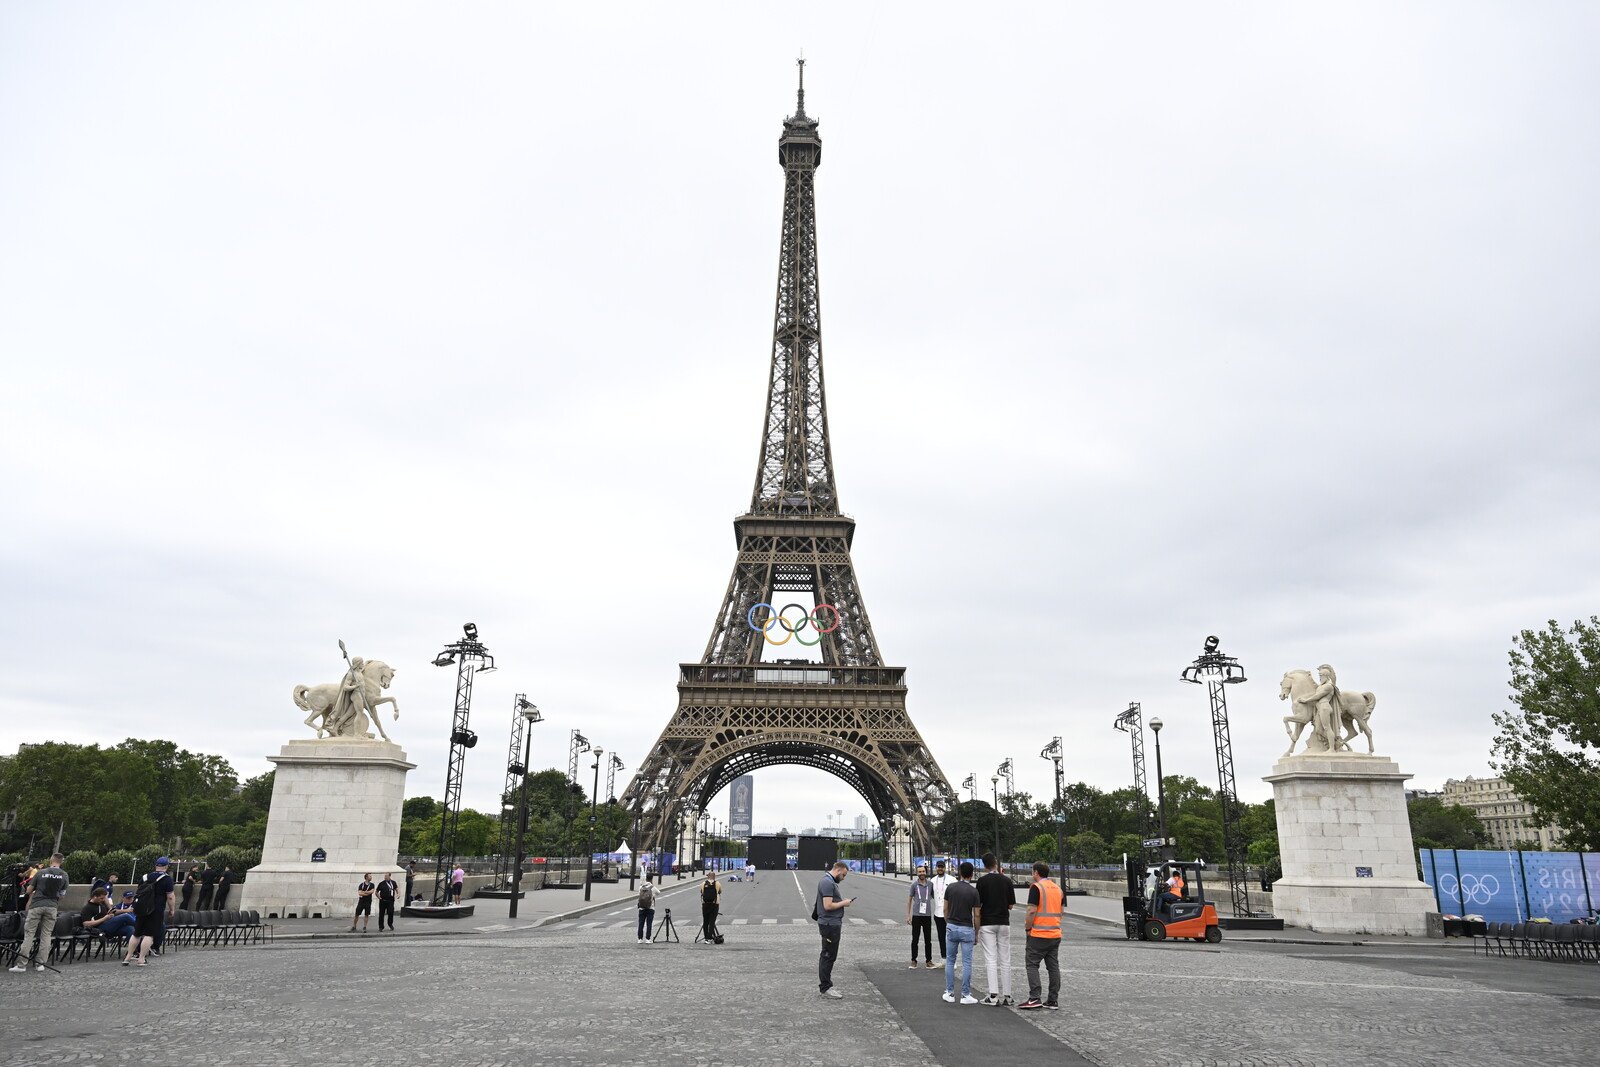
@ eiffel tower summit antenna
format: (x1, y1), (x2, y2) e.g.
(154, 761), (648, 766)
(622, 67), (956, 864)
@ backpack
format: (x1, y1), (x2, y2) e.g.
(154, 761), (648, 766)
(134, 873), (164, 917)
(702, 879), (717, 904)
(638, 884), (654, 909)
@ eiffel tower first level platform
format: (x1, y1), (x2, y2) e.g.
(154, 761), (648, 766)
(621, 65), (955, 860)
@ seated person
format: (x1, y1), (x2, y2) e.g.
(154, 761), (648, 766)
(112, 889), (137, 917)
(81, 888), (136, 939)
(1159, 870), (1185, 914)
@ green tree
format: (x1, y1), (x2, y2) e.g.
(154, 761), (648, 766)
(1172, 812), (1223, 862)
(403, 796), (440, 821)
(1013, 832), (1058, 864)
(1408, 797), (1488, 850)
(113, 739), (238, 840)
(1492, 616), (1600, 850)
(62, 849), (100, 884)
(1109, 833), (1145, 860)
(1065, 830), (1108, 866)
(0, 742), (158, 852)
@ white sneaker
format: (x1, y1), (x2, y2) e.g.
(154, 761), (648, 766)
(981, 993), (1000, 1006)
(637, 937), (644, 944)
(821, 988), (843, 999)
(941, 991), (955, 1003)
(7, 965), (25, 973)
(33, 965), (45, 972)
(960, 994), (979, 1005)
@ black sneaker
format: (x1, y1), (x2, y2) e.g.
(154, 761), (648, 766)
(1018, 998), (1044, 1010)
(1045, 1001), (1060, 1010)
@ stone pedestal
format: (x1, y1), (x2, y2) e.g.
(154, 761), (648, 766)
(1265, 753), (1436, 936)
(241, 738), (414, 919)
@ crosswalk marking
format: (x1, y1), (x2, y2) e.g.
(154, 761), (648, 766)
(849, 917), (866, 925)
(879, 919), (899, 926)
(578, 921), (604, 929)
(732, 918), (748, 925)
(762, 919), (777, 925)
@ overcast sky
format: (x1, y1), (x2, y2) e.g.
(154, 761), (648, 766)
(3, 4), (1597, 840)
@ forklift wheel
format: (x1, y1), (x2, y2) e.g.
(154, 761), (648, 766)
(1205, 926), (1222, 944)
(1143, 919), (1166, 941)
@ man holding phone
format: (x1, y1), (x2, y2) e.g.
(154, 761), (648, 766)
(815, 860), (855, 999)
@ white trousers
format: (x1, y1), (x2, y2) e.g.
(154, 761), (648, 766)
(978, 924), (1012, 998)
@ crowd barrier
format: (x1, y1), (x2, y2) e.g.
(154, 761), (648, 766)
(1419, 849), (1598, 922)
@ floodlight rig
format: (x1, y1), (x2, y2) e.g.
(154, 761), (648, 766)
(1181, 635), (1254, 917)
(1113, 702), (1155, 846)
(565, 730), (592, 874)
(431, 622), (495, 905)
(494, 694), (540, 889)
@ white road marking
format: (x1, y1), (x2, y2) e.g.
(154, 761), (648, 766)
(578, 921), (604, 929)
(762, 919), (777, 925)
(879, 918), (898, 926)
(849, 917), (865, 925)
(732, 918), (748, 925)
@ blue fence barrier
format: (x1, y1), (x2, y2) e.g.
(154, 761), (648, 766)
(1419, 849), (1597, 922)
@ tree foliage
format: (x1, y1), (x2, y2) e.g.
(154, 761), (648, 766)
(1491, 616), (1600, 850)
(1407, 797), (1488, 851)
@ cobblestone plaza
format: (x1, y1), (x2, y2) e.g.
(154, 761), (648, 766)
(2, 874), (1590, 1066)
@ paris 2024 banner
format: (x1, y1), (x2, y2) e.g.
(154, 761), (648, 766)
(1420, 849), (1600, 921)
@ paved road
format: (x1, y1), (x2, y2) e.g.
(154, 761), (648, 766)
(1, 871), (1592, 1066)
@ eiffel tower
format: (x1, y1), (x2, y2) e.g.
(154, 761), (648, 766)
(623, 63), (955, 860)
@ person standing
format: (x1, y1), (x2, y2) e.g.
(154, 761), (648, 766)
(699, 872), (722, 942)
(179, 866), (198, 911)
(929, 859), (953, 963)
(975, 852), (1016, 1006)
(449, 864), (465, 905)
(1018, 862), (1063, 1010)
(376, 872), (398, 931)
(906, 864), (935, 969)
(814, 860), (855, 999)
(404, 861), (416, 904)
(123, 857), (175, 967)
(212, 867), (233, 910)
(350, 875), (375, 933)
(940, 861), (980, 1005)
(11, 853), (67, 973)
(195, 863), (216, 911)
(636, 877), (657, 944)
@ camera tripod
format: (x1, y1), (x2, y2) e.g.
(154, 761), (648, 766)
(651, 907), (679, 944)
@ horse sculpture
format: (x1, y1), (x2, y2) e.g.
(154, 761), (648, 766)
(1278, 668), (1376, 756)
(294, 659), (399, 741)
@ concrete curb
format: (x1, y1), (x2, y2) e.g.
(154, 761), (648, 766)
(274, 875), (709, 941)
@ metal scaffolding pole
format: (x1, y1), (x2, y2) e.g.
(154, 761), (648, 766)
(1181, 636), (1253, 918)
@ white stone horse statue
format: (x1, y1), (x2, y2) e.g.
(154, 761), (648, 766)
(294, 659), (399, 740)
(1279, 668), (1376, 755)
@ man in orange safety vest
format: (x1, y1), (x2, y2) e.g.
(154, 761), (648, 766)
(1018, 861), (1063, 1010)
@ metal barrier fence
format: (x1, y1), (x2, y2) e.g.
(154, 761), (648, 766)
(1420, 848), (1599, 922)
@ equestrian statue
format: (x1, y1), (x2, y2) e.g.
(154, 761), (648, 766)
(294, 639), (400, 741)
(1278, 664), (1376, 756)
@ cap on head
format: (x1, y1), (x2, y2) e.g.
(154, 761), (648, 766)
(155, 857), (170, 867)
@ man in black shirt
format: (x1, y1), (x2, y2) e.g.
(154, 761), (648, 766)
(123, 857), (175, 967)
(351, 875), (376, 933)
(196, 863), (217, 911)
(941, 861), (981, 1004)
(975, 852), (1016, 1006)
(376, 872), (399, 931)
(212, 867), (233, 910)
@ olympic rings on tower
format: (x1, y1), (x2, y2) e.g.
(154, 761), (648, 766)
(747, 603), (841, 646)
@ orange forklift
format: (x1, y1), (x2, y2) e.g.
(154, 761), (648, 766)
(1123, 856), (1222, 944)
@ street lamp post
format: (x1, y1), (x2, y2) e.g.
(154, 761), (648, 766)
(991, 775), (1001, 859)
(509, 698), (543, 919)
(583, 748), (603, 901)
(1150, 717), (1173, 863)
(1041, 736), (1068, 894)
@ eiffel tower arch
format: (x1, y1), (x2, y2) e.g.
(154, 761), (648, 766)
(622, 64), (955, 862)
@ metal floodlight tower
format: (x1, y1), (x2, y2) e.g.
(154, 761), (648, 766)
(565, 730), (591, 876)
(1181, 635), (1253, 918)
(431, 622), (495, 906)
(606, 752), (624, 805)
(509, 697), (543, 919)
(1113, 702), (1155, 845)
(494, 693), (536, 888)
(1040, 737), (1068, 893)
(960, 773), (976, 864)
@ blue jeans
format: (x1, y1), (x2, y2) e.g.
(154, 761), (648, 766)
(944, 923), (975, 996)
(96, 913), (136, 939)
(637, 908), (654, 940)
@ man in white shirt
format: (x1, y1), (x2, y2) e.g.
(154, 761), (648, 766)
(929, 859), (954, 962)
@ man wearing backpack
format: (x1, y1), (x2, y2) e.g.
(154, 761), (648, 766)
(123, 857), (175, 968)
(11, 853), (66, 973)
(636, 877), (657, 944)
(699, 872), (722, 943)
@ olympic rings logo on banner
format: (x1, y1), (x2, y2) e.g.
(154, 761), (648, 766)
(747, 602), (841, 646)
(1436, 873), (1500, 906)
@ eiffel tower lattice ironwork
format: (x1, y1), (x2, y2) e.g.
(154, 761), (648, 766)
(622, 63), (955, 861)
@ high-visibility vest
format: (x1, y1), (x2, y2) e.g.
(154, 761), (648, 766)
(1031, 879), (1064, 940)
(1168, 873), (1185, 896)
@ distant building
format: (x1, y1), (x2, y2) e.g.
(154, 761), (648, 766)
(1441, 776), (1565, 850)
(854, 813), (868, 831)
